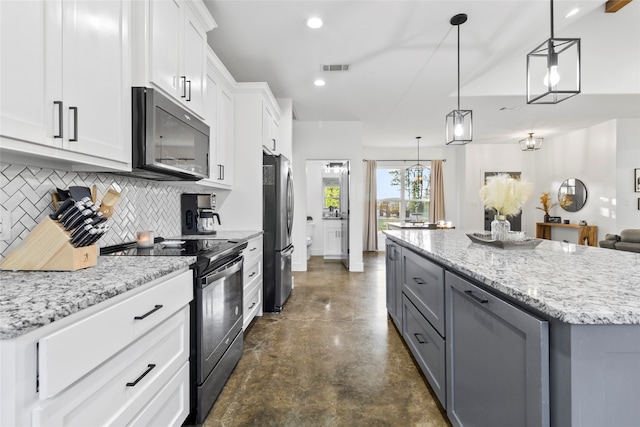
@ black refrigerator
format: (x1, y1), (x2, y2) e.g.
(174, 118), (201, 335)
(263, 152), (294, 312)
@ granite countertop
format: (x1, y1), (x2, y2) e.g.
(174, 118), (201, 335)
(383, 229), (640, 325)
(0, 256), (195, 340)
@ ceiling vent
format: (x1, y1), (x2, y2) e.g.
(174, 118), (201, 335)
(322, 64), (350, 72)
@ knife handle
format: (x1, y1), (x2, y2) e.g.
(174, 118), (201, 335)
(50, 198), (74, 220)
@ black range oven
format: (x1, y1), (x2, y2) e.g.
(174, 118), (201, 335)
(101, 238), (247, 424)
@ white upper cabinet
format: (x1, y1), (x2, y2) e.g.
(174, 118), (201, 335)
(199, 48), (235, 189)
(62, 0), (131, 162)
(139, 0), (215, 119)
(0, 0), (131, 170)
(262, 103), (280, 155)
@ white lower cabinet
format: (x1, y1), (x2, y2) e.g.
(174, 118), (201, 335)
(0, 269), (193, 427)
(242, 235), (263, 329)
(323, 221), (342, 259)
(32, 306), (190, 426)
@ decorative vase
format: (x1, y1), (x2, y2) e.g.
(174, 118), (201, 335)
(544, 213), (550, 223)
(491, 215), (511, 240)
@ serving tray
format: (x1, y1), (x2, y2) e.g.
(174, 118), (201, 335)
(466, 233), (543, 250)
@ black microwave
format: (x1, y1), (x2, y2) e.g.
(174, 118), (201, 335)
(129, 87), (210, 181)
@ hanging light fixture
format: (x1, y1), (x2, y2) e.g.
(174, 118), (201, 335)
(526, 0), (581, 104)
(408, 136), (425, 200)
(519, 132), (544, 151)
(446, 13), (472, 145)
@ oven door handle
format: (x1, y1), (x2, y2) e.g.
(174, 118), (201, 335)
(202, 256), (243, 288)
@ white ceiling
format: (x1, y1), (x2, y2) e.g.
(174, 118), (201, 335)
(204, 0), (640, 148)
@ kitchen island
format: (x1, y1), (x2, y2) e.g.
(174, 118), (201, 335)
(384, 229), (640, 427)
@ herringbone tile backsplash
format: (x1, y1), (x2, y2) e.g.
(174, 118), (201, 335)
(0, 162), (201, 259)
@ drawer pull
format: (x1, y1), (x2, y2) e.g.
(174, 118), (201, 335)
(413, 277), (425, 285)
(249, 302), (256, 309)
(249, 272), (256, 278)
(414, 333), (428, 344)
(464, 290), (488, 304)
(126, 364), (156, 387)
(134, 304), (163, 320)
(250, 247), (257, 251)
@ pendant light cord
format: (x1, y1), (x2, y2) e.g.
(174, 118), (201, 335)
(457, 23), (461, 110)
(550, 0), (555, 38)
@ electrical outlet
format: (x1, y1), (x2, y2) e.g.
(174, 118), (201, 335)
(1, 208), (11, 240)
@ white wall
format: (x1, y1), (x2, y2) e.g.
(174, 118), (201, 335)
(462, 143), (537, 235)
(305, 160), (324, 255)
(532, 120), (618, 242)
(292, 121), (364, 272)
(616, 118), (640, 231)
(458, 118), (639, 242)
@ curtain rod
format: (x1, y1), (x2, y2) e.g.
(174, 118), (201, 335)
(362, 159), (446, 162)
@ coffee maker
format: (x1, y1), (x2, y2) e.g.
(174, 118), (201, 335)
(181, 193), (220, 235)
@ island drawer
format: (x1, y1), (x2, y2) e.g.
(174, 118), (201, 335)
(38, 270), (193, 399)
(403, 294), (446, 408)
(402, 248), (445, 336)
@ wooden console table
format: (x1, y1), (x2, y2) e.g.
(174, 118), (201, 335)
(535, 222), (598, 247)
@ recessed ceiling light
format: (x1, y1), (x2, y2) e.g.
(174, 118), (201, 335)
(565, 8), (579, 18)
(306, 17), (323, 29)
(314, 79), (325, 87)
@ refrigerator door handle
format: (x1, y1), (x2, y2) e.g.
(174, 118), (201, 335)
(281, 245), (295, 256)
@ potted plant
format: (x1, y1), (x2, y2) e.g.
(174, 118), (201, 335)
(536, 192), (555, 223)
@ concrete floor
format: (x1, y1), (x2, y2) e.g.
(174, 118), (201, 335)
(204, 252), (450, 427)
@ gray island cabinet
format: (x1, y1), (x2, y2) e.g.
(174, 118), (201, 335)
(384, 229), (640, 427)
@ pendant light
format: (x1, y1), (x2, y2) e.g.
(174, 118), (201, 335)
(446, 13), (472, 145)
(519, 132), (543, 151)
(408, 136), (426, 200)
(526, 0), (581, 104)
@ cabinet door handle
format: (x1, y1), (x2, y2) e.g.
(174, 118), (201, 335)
(414, 333), (427, 344)
(249, 302), (256, 309)
(250, 247), (257, 252)
(413, 277), (425, 285)
(69, 107), (78, 142)
(54, 101), (63, 138)
(249, 271), (256, 278)
(126, 364), (156, 387)
(180, 76), (187, 98)
(186, 80), (191, 101)
(134, 304), (163, 320)
(464, 290), (488, 304)
(271, 138), (276, 151)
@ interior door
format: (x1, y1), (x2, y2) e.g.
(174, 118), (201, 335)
(340, 162), (350, 269)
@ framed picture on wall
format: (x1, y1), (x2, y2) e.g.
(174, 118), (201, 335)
(636, 168), (640, 192)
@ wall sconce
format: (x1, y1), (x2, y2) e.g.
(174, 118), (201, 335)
(446, 13), (472, 145)
(526, 0), (581, 104)
(519, 132), (543, 151)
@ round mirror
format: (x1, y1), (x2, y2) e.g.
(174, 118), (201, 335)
(558, 178), (587, 212)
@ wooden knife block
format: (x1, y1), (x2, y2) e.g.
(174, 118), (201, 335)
(0, 217), (97, 271)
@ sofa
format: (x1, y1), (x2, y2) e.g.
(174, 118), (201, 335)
(599, 229), (640, 253)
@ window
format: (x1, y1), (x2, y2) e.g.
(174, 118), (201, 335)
(376, 163), (431, 230)
(323, 178), (340, 211)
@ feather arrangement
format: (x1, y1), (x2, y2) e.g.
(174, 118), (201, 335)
(479, 174), (532, 217)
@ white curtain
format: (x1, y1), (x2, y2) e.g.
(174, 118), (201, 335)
(363, 160), (378, 251)
(429, 160), (445, 222)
